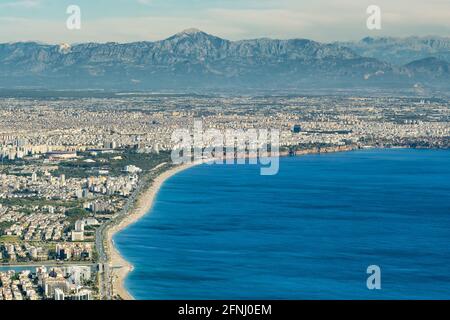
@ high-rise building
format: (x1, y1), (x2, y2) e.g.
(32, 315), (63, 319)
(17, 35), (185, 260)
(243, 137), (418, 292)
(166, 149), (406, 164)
(74, 289), (92, 300)
(74, 220), (85, 232)
(44, 277), (70, 298)
(54, 288), (65, 301)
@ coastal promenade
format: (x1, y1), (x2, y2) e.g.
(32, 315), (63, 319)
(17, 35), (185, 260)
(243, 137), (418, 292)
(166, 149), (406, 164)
(95, 161), (200, 300)
(106, 162), (202, 300)
(98, 147), (359, 299)
(95, 166), (156, 300)
(111, 148), (450, 300)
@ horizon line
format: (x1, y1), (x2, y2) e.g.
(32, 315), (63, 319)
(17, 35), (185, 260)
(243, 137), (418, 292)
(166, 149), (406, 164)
(1, 28), (449, 46)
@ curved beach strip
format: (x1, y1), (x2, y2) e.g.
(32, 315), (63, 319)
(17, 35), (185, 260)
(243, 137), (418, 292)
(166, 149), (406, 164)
(106, 162), (201, 300)
(105, 146), (356, 300)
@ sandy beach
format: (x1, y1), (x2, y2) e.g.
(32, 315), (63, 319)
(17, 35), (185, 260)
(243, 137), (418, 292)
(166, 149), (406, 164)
(105, 162), (200, 300)
(104, 146), (356, 300)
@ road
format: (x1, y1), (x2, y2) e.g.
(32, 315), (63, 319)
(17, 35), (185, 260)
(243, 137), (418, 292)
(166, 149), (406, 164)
(95, 167), (165, 300)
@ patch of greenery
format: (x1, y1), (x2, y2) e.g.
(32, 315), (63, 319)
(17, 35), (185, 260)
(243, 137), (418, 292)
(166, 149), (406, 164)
(0, 235), (20, 243)
(65, 208), (90, 227)
(0, 221), (14, 236)
(0, 198), (82, 208)
(104, 150), (171, 173)
(53, 150), (171, 178)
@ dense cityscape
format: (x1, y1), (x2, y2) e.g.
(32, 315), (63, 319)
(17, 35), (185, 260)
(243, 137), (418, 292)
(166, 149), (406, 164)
(0, 93), (449, 300)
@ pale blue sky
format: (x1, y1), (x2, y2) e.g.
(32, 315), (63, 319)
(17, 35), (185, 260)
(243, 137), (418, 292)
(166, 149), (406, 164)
(0, 0), (449, 43)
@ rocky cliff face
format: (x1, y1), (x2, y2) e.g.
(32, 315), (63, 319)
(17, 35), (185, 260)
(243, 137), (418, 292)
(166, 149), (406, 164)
(339, 36), (450, 65)
(0, 30), (448, 90)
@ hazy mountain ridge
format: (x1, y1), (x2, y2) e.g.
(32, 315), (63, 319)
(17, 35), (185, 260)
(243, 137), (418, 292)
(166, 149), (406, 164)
(405, 57), (450, 79)
(339, 36), (450, 65)
(0, 29), (448, 90)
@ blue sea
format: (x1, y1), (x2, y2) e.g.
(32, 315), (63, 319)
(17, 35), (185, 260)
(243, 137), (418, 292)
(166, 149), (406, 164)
(114, 149), (450, 299)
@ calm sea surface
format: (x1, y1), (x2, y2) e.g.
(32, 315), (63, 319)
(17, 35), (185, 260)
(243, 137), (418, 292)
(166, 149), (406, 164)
(115, 149), (450, 299)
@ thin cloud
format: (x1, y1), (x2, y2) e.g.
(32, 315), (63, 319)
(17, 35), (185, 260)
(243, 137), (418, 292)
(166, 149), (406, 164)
(0, 0), (41, 8)
(137, 0), (152, 5)
(0, 0), (449, 43)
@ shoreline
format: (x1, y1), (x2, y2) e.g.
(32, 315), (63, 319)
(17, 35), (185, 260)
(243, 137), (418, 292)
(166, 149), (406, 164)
(105, 162), (201, 300)
(104, 144), (443, 300)
(105, 145), (358, 300)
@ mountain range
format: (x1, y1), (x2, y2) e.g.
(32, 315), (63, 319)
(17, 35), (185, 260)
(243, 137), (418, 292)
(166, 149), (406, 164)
(1, 28), (449, 91)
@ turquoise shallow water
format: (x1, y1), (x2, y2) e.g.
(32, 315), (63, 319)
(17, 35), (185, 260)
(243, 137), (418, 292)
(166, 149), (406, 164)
(115, 149), (450, 299)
